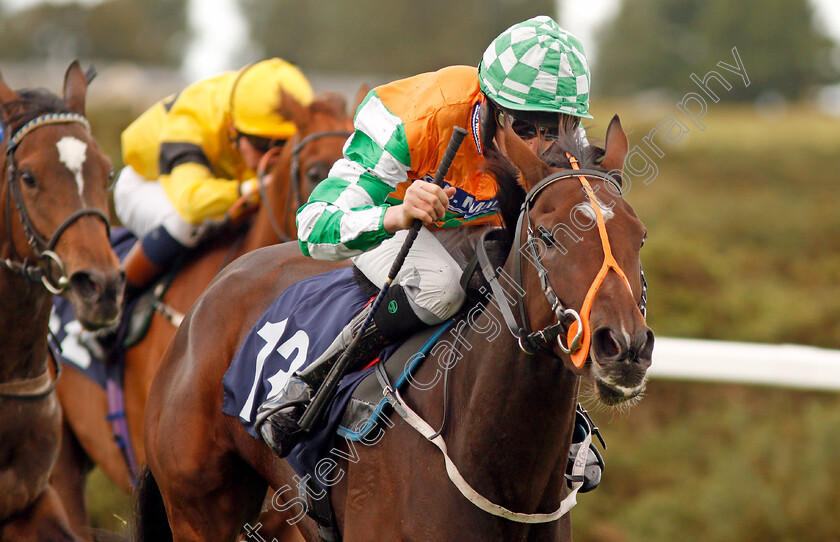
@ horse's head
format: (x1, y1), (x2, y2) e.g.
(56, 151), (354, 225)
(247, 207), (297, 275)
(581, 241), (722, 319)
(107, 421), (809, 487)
(500, 116), (653, 406)
(0, 61), (123, 329)
(260, 90), (353, 239)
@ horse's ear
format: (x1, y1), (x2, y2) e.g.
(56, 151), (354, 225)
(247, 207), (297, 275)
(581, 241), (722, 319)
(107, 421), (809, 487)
(503, 122), (552, 191)
(0, 69), (19, 109)
(277, 89), (308, 130)
(352, 84), (370, 114)
(600, 115), (628, 173)
(0, 71), (20, 126)
(63, 60), (88, 115)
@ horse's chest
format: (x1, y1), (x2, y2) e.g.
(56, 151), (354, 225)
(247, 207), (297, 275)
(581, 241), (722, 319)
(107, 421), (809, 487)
(0, 393), (61, 519)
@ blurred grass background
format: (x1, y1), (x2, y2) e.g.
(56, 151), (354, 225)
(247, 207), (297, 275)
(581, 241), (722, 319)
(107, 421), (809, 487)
(574, 100), (840, 541)
(82, 99), (840, 540)
(3, 0), (835, 537)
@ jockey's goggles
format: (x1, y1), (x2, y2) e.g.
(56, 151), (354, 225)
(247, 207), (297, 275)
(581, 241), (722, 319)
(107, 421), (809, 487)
(496, 109), (577, 142)
(238, 132), (287, 154)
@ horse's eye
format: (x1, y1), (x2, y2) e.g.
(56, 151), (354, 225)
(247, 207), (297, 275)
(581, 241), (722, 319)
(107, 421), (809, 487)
(107, 168), (117, 190)
(640, 235), (647, 249)
(20, 170), (36, 188)
(306, 165), (326, 186)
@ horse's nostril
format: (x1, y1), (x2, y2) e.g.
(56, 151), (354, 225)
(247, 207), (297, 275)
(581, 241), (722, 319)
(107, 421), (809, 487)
(592, 327), (622, 360)
(69, 271), (104, 303)
(637, 329), (655, 362)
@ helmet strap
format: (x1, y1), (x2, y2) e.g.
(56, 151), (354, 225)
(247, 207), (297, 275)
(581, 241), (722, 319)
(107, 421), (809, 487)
(479, 95), (498, 151)
(228, 120), (238, 148)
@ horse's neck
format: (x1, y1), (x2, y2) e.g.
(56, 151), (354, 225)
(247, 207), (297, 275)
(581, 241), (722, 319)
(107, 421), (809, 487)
(440, 268), (579, 513)
(0, 194), (52, 380)
(240, 175), (295, 253)
(240, 208), (286, 254)
(0, 259), (52, 382)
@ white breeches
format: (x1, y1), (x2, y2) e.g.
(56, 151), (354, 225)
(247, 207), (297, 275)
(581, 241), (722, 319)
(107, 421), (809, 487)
(351, 225), (489, 324)
(113, 166), (202, 247)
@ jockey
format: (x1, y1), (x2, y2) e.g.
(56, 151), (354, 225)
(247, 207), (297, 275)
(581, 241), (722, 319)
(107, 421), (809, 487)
(257, 17), (593, 457)
(114, 58), (313, 293)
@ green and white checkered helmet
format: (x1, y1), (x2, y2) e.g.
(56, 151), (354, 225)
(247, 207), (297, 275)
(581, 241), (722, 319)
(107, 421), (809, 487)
(479, 16), (592, 119)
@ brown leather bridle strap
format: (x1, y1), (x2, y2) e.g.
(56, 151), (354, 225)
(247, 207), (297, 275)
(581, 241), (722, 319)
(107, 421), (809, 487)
(2, 113), (109, 292)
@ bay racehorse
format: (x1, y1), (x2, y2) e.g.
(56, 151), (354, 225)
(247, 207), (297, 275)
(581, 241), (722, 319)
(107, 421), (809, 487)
(50, 89), (355, 539)
(136, 116), (654, 541)
(0, 62), (124, 541)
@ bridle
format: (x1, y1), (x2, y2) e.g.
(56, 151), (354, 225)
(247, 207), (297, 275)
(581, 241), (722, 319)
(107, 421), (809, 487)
(2, 112), (110, 293)
(258, 129), (351, 242)
(481, 153), (648, 368)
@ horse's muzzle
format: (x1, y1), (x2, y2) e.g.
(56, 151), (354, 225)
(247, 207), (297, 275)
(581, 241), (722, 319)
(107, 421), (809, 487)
(67, 268), (125, 330)
(590, 324), (654, 403)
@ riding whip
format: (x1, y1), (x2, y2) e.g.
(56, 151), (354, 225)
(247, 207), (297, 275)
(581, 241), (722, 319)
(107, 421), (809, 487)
(297, 126), (468, 432)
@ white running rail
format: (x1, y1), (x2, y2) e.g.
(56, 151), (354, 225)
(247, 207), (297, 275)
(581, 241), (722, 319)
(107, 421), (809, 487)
(651, 337), (840, 392)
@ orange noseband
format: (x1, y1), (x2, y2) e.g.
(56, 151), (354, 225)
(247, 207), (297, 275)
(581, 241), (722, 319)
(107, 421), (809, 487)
(565, 153), (636, 368)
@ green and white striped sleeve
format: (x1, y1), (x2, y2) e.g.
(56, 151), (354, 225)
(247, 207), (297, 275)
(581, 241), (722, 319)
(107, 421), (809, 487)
(297, 91), (411, 260)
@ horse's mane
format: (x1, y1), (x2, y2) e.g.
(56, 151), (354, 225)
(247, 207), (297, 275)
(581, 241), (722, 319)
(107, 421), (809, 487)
(310, 91), (348, 119)
(542, 132), (604, 170)
(481, 148), (523, 246)
(1, 89), (70, 133)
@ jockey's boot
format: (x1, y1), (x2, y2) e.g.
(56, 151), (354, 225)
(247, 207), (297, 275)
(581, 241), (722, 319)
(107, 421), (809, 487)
(566, 404), (606, 493)
(122, 242), (163, 297)
(255, 283), (425, 458)
(122, 225), (187, 299)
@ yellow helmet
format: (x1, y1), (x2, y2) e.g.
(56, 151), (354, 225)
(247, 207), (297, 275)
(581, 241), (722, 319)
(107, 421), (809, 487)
(229, 58), (313, 140)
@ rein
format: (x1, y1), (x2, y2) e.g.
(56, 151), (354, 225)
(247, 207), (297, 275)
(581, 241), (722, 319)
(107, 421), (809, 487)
(258, 130), (351, 243)
(2, 112), (110, 293)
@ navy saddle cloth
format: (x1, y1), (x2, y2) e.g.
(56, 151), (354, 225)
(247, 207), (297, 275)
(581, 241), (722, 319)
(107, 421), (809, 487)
(223, 266), (449, 488)
(222, 266), (371, 436)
